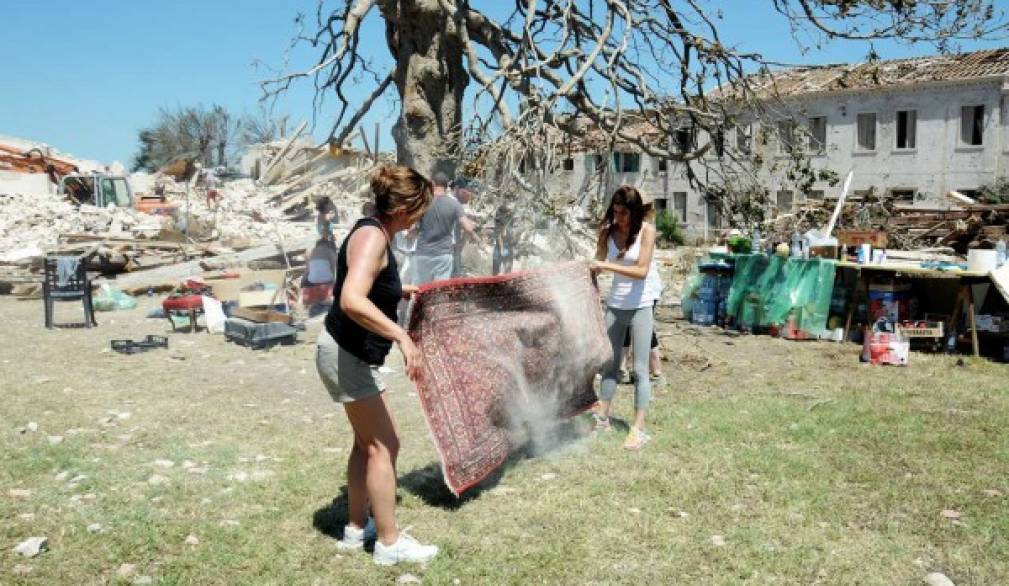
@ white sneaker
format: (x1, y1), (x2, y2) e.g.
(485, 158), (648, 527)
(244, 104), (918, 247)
(373, 532), (439, 566)
(337, 518), (376, 550)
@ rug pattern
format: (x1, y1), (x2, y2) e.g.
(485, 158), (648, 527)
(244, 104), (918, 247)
(408, 261), (610, 495)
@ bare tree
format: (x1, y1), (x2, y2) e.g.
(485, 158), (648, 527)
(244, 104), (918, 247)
(240, 107), (292, 147)
(133, 104), (241, 172)
(262, 1), (1005, 241)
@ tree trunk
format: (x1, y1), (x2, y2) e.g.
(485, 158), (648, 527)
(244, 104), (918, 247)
(381, 0), (468, 179)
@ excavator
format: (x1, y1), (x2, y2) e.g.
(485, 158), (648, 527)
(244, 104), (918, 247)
(59, 173), (178, 216)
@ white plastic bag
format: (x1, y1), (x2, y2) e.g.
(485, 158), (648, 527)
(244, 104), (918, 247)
(202, 296), (227, 334)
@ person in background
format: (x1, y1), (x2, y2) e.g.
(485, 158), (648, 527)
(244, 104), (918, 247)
(590, 185), (662, 450)
(492, 202), (515, 275)
(317, 196), (338, 242)
(316, 165), (438, 565)
(302, 239), (339, 317)
(413, 171), (483, 284)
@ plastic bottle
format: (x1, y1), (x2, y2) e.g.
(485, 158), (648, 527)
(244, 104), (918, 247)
(997, 239), (1007, 267)
(790, 231), (802, 258)
(147, 287), (154, 298)
(751, 228), (761, 255)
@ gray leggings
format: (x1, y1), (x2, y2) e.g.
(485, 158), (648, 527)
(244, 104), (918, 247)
(600, 306), (653, 410)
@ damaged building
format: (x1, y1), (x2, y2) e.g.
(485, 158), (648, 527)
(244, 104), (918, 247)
(544, 48), (1009, 237)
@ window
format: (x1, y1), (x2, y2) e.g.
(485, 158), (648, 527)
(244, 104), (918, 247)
(706, 200), (721, 228)
(961, 105), (985, 146)
(777, 120), (797, 153)
(712, 128), (725, 158)
(808, 116), (827, 152)
(617, 152), (640, 173)
(675, 126), (696, 153)
(100, 178), (131, 208)
(656, 157), (668, 173)
(806, 189), (825, 200)
(856, 113), (877, 150)
(673, 192), (687, 223)
(896, 110), (917, 149)
(736, 124), (752, 153)
(112, 179), (131, 207)
(776, 190), (794, 213)
(562, 157), (574, 171)
(654, 198), (668, 212)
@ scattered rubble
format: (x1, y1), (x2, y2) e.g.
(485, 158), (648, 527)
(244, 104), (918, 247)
(0, 131), (380, 296)
(768, 195), (1009, 256)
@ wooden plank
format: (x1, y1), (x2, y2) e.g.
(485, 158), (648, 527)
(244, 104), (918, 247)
(259, 121), (309, 185)
(100, 236), (315, 295)
(836, 261), (986, 279)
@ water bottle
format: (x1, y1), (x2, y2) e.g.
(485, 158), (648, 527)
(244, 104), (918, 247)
(790, 231), (802, 258)
(751, 228), (761, 255)
(997, 239), (1006, 267)
(147, 287), (153, 298)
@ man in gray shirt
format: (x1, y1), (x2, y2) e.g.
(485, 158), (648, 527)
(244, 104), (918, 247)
(414, 173), (483, 284)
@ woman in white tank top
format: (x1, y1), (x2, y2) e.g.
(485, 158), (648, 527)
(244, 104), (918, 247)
(589, 186), (661, 450)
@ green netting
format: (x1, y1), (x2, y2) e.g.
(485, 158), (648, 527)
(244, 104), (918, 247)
(726, 255), (836, 333)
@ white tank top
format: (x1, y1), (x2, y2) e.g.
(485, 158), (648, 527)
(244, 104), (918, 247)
(606, 229), (662, 310)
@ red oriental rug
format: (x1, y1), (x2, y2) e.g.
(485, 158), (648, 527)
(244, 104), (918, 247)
(407, 261), (610, 496)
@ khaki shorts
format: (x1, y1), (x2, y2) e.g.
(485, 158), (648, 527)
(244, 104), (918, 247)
(316, 329), (385, 403)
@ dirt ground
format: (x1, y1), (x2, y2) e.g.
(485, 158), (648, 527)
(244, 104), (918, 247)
(3, 294), (1009, 584)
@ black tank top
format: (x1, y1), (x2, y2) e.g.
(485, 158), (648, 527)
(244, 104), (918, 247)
(325, 217), (402, 365)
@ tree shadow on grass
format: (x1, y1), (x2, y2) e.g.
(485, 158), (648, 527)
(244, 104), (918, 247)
(312, 417), (593, 539)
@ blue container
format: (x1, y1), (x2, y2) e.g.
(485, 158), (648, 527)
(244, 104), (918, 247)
(692, 275), (720, 326)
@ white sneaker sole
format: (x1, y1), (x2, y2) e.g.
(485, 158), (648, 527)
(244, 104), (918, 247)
(373, 552), (438, 566)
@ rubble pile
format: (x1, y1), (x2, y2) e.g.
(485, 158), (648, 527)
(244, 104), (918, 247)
(0, 134), (375, 296)
(155, 177), (317, 242)
(767, 197), (1009, 254)
(0, 191), (163, 264)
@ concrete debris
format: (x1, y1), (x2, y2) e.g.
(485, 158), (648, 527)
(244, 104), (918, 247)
(13, 536), (48, 557)
(87, 523), (106, 534)
(1, 132), (383, 295)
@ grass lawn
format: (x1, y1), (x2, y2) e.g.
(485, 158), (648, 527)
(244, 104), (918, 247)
(2, 297), (1008, 584)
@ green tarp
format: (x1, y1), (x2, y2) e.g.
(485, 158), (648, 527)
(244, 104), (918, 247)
(725, 255), (837, 334)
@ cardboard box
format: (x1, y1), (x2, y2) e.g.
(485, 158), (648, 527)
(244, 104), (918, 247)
(205, 270), (287, 304)
(238, 289), (282, 308)
(837, 229), (888, 248)
(230, 306), (293, 325)
(897, 322), (944, 338)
